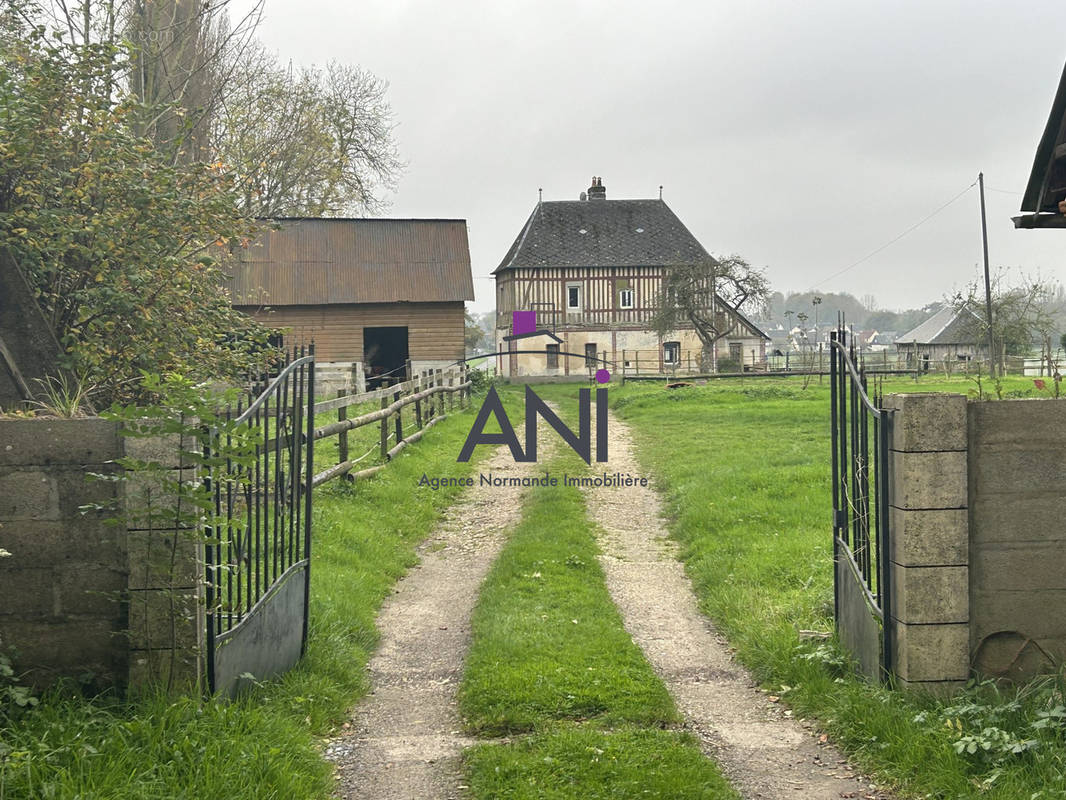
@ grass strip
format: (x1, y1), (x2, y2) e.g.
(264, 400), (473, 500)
(458, 450), (677, 735)
(465, 724), (739, 800)
(614, 376), (1066, 799)
(0, 401), (483, 800)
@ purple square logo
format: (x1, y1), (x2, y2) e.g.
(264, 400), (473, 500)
(512, 310), (536, 336)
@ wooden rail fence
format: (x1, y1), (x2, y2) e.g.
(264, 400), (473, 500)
(311, 365), (471, 487)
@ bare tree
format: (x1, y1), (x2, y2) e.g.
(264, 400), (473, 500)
(952, 270), (1064, 375)
(213, 50), (401, 217)
(651, 254), (770, 372)
(25, 0), (265, 162)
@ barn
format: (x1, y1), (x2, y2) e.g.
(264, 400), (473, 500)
(226, 218), (474, 389)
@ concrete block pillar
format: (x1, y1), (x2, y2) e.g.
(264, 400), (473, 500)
(883, 393), (969, 693)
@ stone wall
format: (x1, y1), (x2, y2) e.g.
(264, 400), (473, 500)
(0, 418), (202, 691)
(0, 419), (127, 688)
(883, 394), (1066, 689)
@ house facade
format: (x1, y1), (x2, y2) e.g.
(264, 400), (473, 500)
(226, 218), (474, 389)
(493, 178), (768, 378)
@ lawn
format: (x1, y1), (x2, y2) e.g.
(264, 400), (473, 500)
(612, 373), (1066, 799)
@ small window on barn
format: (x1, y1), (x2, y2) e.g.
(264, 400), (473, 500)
(619, 288), (634, 309)
(585, 342), (598, 366)
(546, 344), (559, 368)
(729, 342), (742, 361)
(567, 283), (581, 311)
(663, 341), (680, 364)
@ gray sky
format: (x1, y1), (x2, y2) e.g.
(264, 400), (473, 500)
(235, 0), (1066, 314)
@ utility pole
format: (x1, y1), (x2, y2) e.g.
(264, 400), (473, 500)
(979, 172), (996, 376)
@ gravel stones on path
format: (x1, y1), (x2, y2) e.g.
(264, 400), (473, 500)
(585, 410), (893, 800)
(325, 444), (537, 800)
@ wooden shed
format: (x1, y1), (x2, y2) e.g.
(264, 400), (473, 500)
(226, 218), (474, 386)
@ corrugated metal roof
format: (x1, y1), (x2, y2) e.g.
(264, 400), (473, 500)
(227, 218), (474, 306)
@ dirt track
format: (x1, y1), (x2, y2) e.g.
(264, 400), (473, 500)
(324, 443), (538, 800)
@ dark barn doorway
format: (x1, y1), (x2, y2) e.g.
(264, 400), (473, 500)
(364, 326), (409, 388)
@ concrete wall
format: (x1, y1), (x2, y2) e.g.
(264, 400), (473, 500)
(883, 394), (1066, 689)
(883, 394), (970, 693)
(968, 400), (1066, 680)
(0, 419), (203, 691)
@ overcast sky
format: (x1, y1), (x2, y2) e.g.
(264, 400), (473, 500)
(233, 0), (1066, 314)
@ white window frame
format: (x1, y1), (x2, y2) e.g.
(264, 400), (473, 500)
(566, 283), (582, 312)
(663, 341), (680, 365)
(618, 288), (634, 309)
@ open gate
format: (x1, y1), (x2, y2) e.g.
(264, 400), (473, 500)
(204, 346), (315, 697)
(829, 328), (893, 681)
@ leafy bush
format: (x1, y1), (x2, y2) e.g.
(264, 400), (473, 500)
(0, 29), (273, 406)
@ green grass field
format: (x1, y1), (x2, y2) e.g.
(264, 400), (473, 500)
(610, 373), (1066, 799)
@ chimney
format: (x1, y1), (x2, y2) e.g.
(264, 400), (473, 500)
(587, 176), (606, 201)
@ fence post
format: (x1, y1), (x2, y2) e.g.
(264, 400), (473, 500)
(336, 389), (348, 467)
(447, 371), (454, 411)
(393, 388), (403, 445)
(635, 351), (640, 375)
(379, 396), (389, 461)
(415, 376), (423, 429)
(436, 369), (445, 416)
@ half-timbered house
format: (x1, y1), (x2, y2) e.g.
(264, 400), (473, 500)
(494, 178), (768, 377)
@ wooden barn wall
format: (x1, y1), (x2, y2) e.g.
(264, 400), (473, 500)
(235, 302), (465, 362)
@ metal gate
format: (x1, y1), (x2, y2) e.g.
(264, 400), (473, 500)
(204, 346), (315, 697)
(829, 328), (892, 681)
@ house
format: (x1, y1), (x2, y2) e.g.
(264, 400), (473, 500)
(896, 306), (984, 370)
(1015, 58), (1066, 229)
(493, 178), (769, 378)
(226, 218), (474, 389)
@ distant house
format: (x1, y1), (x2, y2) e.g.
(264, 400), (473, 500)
(896, 306), (984, 369)
(226, 218), (474, 388)
(493, 177), (769, 378)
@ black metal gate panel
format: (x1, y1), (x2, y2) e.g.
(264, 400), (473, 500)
(830, 328), (892, 682)
(205, 346), (315, 697)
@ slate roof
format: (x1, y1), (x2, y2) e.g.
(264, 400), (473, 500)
(494, 199), (710, 273)
(898, 306), (981, 345)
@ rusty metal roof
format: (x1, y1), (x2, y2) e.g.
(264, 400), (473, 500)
(227, 218), (474, 306)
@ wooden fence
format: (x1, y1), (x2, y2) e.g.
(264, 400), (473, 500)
(311, 365), (471, 487)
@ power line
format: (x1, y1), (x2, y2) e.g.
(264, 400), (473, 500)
(810, 180), (978, 289)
